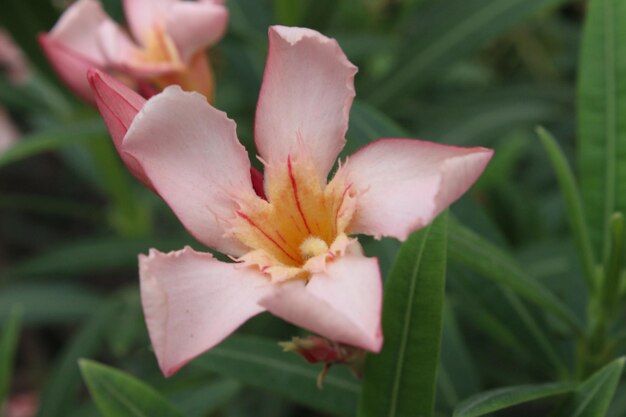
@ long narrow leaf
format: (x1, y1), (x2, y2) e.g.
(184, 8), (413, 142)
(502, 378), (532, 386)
(367, 0), (567, 105)
(0, 308), (22, 405)
(0, 284), (101, 324)
(193, 334), (359, 417)
(453, 382), (574, 417)
(448, 220), (582, 334)
(359, 213), (448, 417)
(79, 360), (185, 417)
(4, 236), (190, 280)
(578, 0), (626, 254)
(561, 357), (625, 417)
(537, 126), (597, 290)
(36, 298), (120, 417)
(170, 380), (240, 417)
(0, 120), (106, 169)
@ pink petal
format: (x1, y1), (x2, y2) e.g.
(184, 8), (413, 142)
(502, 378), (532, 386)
(165, 1), (228, 61)
(346, 139), (493, 240)
(87, 69), (153, 188)
(40, 0), (114, 101)
(123, 0), (175, 45)
(254, 26), (357, 178)
(97, 22), (182, 80)
(46, 0), (109, 66)
(140, 247), (270, 376)
(97, 20), (141, 71)
(122, 86), (254, 255)
(260, 255), (383, 352)
(39, 35), (97, 103)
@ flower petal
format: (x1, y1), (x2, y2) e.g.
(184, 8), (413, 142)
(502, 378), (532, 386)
(97, 20), (142, 70)
(140, 246), (270, 376)
(260, 255), (383, 352)
(255, 26), (357, 178)
(98, 20), (183, 78)
(39, 0), (114, 102)
(87, 69), (152, 188)
(46, 0), (109, 66)
(122, 86), (254, 255)
(123, 0), (174, 45)
(165, 1), (228, 61)
(346, 139), (493, 240)
(39, 35), (96, 103)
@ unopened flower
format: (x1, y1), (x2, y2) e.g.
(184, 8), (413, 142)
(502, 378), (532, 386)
(89, 26), (493, 377)
(280, 336), (366, 388)
(39, 0), (227, 103)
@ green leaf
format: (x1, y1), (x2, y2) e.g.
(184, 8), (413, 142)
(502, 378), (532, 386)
(0, 194), (102, 221)
(501, 289), (569, 380)
(4, 236), (190, 280)
(561, 357), (625, 417)
(0, 284), (101, 324)
(36, 298), (120, 417)
(193, 334), (359, 417)
(274, 0), (301, 25)
(537, 126), (597, 289)
(438, 303), (480, 409)
(86, 138), (152, 238)
(601, 213), (624, 318)
(359, 213), (448, 417)
(578, 0), (626, 254)
(0, 0), (59, 78)
(79, 360), (185, 417)
(0, 308), (22, 405)
(345, 100), (408, 154)
(367, 0), (567, 105)
(0, 120), (106, 169)
(448, 220), (583, 335)
(453, 382), (574, 417)
(227, 0), (272, 42)
(170, 380), (240, 417)
(422, 86), (570, 147)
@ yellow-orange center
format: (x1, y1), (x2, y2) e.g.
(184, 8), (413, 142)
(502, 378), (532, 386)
(230, 152), (355, 277)
(132, 26), (215, 101)
(135, 26), (182, 66)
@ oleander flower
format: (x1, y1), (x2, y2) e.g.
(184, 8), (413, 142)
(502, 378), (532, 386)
(39, 0), (227, 103)
(89, 26), (493, 377)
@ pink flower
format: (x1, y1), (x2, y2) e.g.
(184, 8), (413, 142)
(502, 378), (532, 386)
(89, 26), (493, 377)
(39, 0), (228, 103)
(0, 29), (30, 84)
(2, 392), (38, 417)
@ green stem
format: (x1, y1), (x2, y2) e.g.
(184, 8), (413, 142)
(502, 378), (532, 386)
(585, 212), (624, 376)
(87, 137), (152, 238)
(601, 213), (624, 318)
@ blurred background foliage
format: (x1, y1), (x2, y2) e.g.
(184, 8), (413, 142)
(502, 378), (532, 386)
(0, 0), (624, 416)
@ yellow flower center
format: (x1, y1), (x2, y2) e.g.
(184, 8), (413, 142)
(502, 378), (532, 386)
(230, 151), (356, 279)
(132, 26), (215, 101)
(299, 236), (330, 260)
(136, 26), (181, 66)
